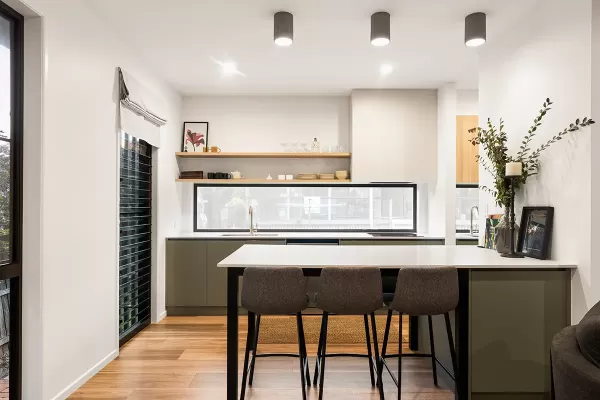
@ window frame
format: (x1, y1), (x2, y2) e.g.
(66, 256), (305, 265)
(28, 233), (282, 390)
(0, 1), (24, 398)
(193, 182), (418, 233)
(456, 183), (479, 234)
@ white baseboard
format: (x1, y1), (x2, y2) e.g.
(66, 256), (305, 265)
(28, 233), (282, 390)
(155, 310), (167, 323)
(50, 349), (118, 400)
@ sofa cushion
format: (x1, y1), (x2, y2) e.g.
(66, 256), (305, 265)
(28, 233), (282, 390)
(576, 312), (600, 369)
(583, 301), (600, 319)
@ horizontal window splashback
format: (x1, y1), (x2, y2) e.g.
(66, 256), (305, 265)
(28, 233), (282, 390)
(193, 183), (417, 232)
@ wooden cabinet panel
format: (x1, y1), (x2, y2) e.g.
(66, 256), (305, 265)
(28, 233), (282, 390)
(456, 115), (479, 184)
(166, 240), (208, 307)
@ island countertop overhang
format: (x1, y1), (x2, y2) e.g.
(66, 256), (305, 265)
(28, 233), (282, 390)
(217, 244), (575, 270)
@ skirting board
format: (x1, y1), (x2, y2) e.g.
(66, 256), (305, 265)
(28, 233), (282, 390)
(154, 310), (167, 323)
(50, 349), (118, 400)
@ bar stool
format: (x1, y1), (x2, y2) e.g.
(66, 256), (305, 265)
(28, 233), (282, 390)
(240, 267), (310, 400)
(314, 267), (384, 400)
(379, 267), (459, 400)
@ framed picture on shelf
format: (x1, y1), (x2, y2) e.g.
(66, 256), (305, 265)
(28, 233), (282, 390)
(182, 121), (209, 152)
(517, 207), (554, 260)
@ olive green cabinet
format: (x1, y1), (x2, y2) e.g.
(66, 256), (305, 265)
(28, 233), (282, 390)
(167, 239), (285, 313)
(166, 240), (208, 307)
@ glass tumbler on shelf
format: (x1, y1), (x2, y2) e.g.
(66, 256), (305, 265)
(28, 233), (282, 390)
(281, 142), (290, 152)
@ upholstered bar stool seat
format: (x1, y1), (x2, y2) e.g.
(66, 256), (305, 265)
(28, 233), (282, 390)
(379, 267), (459, 400)
(314, 267), (385, 400)
(240, 267), (310, 400)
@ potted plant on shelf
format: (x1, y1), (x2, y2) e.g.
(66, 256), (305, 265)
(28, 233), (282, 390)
(469, 98), (594, 254)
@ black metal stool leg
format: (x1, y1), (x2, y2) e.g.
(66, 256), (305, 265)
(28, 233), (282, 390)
(370, 312), (384, 400)
(427, 315), (438, 386)
(313, 313), (326, 386)
(398, 313), (402, 400)
(298, 314), (310, 387)
(379, 309), (393, 386)
(444, 312), (458, 395)
(240, 312), (255, 400)
(248, 314), (261, 385)
(296, 313), (308, 400)
(318, 312), (329, 400)
(364, 314), (375, 387)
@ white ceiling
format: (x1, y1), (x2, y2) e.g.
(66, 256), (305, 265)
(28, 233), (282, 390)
(88, 0), (537, 95)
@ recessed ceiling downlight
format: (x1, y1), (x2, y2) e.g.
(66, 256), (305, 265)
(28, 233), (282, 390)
(274, 11), (293, 46)
(371, 11), (390, 46)
(465, 12), (486, 47)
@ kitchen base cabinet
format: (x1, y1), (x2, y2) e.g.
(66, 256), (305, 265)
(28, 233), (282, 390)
(167, 239), (284, 315)
(166, 240), (208, 309)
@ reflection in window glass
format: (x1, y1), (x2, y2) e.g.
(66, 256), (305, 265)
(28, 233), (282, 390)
(456, 186), (479, 233)
(195, 185), (416, 231)
(0, 15), (11, 264)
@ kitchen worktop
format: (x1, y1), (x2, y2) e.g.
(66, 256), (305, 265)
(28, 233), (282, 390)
(167, 231), (479, 240)
(218, 244), (575, 269)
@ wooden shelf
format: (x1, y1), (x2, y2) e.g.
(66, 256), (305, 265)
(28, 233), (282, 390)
(176, 179), (351, 184)
(176, 152), (351, 159)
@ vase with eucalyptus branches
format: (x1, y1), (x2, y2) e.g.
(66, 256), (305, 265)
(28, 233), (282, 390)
(469, 98), (594, 253)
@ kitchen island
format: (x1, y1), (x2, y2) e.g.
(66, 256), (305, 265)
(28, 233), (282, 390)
(219, 244), (574, 400)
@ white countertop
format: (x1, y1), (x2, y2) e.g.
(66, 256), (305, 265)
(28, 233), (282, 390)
(218, 244), (575, 269)
(167, 232), (468, 240)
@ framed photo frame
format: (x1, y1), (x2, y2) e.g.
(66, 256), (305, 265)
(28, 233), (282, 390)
(517, 207), (554, 260)
(182, 121), (209, 152)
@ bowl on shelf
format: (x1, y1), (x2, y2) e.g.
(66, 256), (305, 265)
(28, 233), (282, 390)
(296, 173), (318, 180)
(335, 170), (349, 180)
(318, 173), (335, 180)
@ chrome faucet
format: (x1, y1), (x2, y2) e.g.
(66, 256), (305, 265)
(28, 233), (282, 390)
(249, 206), (255, 235)
(470, 206), (479, 235)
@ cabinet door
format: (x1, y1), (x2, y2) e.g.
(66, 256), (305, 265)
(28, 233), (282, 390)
(206, 240), (284, 307)
(166, 240), (208, 307)
(456, 115), (479, 183)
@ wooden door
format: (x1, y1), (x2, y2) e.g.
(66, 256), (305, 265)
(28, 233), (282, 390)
(456, 115), (480, 184)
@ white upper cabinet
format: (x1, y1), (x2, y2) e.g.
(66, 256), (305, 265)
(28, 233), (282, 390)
(350, 90), (438, 183)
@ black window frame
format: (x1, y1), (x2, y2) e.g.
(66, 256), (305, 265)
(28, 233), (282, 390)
(0, 1), (23, 398)
(456, 183), (479, 234)
(193, 183), (418, 233)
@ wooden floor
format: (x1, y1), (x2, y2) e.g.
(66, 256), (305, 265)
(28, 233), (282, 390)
(70, 316), (454, 399)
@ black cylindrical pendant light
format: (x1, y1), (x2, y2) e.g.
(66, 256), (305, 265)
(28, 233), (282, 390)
(371, 11), (390, 46)
(465, 12), (486, 47)
(274, 11), (293, 46)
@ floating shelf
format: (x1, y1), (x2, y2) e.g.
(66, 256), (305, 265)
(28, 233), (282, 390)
(176, 152), (351, 159)
(176, 178), (351, 184)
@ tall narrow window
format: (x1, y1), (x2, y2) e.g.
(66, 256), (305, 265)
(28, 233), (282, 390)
(119, 133), (152, 345)
(0, 1), (22, 398)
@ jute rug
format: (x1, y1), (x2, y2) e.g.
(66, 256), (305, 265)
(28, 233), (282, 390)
(257, 315), (407, 344)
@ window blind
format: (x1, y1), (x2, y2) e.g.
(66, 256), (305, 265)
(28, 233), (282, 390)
(119, 132), (152, 344)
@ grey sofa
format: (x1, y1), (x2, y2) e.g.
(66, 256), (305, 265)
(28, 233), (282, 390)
(551, 301), (600, 400)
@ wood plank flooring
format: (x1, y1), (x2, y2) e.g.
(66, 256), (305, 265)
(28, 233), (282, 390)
(70, 316), (454, 399)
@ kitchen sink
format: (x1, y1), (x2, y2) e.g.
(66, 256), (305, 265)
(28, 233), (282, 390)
(220, 233), (279, 237)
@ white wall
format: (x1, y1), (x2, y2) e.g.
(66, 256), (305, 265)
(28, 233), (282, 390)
(14, 0), (182, 398)
(350, 89), (438, 183)
(182, 95), (350, 152)
(478, 0), (594, 322)
(592, 0), (600, 315)
(428, 85), (457, 241)
(457, 89), (479, 116)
